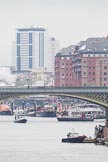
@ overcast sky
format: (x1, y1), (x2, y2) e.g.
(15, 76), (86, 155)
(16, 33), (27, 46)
(0, 0), (108, 66)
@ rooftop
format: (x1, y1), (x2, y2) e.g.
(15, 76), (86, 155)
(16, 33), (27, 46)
(17, 28), (46, 32)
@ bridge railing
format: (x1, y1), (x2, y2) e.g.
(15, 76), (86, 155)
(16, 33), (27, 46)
(0, 86), (108, 94)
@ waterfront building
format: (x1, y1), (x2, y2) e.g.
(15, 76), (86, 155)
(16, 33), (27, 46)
(55, 45), (75, 87)
(55, 37), (108, 87)
(72, 37), (108, 86)
(14, 27), (60, 73)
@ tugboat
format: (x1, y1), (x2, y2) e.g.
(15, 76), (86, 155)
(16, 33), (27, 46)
(62, 129), (87, 143)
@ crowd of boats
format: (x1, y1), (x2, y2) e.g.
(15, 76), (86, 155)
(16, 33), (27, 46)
(0, 99), (106, 122)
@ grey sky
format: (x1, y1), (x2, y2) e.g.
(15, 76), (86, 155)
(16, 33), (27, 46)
(0, 0), (108, 66)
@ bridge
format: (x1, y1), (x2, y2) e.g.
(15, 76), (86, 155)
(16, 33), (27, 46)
(0, 86), (108, 118)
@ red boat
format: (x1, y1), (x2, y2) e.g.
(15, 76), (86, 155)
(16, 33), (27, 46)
(62, 130), (87, 143)
(0, 104), (12, 115)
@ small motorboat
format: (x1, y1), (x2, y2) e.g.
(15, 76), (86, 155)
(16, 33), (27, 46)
(62, 129), (87, 143)
(14, 115), (27, 123)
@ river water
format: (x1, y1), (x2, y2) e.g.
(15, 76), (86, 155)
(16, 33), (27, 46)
(0, 116), (108, 162)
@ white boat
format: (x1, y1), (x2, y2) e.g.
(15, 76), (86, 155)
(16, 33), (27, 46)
(68, 103), (105, 119)
(14, 115), (27, 123)
(59, 103), (105, 120)
(14, 108), (27, 123)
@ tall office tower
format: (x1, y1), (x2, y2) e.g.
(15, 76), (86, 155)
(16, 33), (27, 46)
(47, 37), (60, 74)
(15, 27), (60, 73)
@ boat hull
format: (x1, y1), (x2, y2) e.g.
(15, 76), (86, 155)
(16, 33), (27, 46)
(57, 117), (94, 122)
(14, 119), (27, 123)
(62, 136), (85, 143)
(27, 109), (56, 117)
(36, 111), (56, 117)
(0, 110), (12, 115)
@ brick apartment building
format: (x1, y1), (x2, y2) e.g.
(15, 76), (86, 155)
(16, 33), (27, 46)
(55, 37), (108, 87)
(55, 46), (75, 87)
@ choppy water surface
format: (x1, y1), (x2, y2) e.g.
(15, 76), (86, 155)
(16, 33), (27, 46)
(0, 116), (107, 162)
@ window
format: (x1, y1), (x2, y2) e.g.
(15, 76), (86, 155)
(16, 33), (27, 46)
(83, 84), (86, 86)
(104, 66), (107, 69)
(104, 72), (107, 75)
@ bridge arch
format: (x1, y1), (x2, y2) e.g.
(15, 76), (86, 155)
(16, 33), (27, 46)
(0, 86), (108, 118)
(54, 93), (108, 108)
